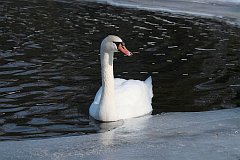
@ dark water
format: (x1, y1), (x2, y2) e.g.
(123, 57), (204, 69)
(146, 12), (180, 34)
(0, 0), (240, 141)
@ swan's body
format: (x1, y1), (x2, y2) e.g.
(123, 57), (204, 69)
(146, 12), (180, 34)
(89, 35), (153, 122)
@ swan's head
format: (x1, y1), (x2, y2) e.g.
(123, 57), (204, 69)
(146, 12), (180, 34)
(101, 35), (132, 56)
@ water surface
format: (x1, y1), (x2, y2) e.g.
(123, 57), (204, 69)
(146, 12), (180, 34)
(0, 0), (240, 140)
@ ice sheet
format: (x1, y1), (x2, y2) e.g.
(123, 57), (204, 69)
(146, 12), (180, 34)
(0, 108), (239, 160)
(86, 0), (240, 25)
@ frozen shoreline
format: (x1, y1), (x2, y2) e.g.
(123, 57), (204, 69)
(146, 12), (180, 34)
(86, 0), (240, 26)
(0, 108), (239, 160)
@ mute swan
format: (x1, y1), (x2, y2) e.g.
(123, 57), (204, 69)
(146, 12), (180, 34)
(89, 35), (153, 122)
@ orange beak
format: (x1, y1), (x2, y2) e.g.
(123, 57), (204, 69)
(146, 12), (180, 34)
(118, 43), (132, 56)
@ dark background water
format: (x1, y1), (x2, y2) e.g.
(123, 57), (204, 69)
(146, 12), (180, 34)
(0, 0), (239, 141)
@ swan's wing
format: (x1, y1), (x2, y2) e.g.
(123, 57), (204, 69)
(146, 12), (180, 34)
(114, 78), (127, 86)
(114, 78), (144, 107)
(115, 78), (153, 106)
(115, 79), (152, 107)
(115, 79), (145, 102)
(115, 79), (153, 118)
(91, 78), (126, 105)
(91, 78), (153, 119)
(91, 77), (153, 105)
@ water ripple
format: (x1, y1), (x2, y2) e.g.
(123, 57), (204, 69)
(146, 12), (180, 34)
(0, 0), (239, 140)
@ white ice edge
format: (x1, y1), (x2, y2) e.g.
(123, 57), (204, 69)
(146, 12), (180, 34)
(83, 0), (240, 26)
(0, 108), (239, 160)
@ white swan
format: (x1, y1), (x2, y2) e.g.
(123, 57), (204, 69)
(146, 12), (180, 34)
(89, 35), (153, 122)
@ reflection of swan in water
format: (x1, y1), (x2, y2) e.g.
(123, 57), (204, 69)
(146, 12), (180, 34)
(89, 116), (124, 146)
(89, 35), (153, 122)
(89, 116), (124, 133)
(89, 114), (152, 148)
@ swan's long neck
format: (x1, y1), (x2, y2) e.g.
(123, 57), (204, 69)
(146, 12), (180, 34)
(99, 49), (118, 121)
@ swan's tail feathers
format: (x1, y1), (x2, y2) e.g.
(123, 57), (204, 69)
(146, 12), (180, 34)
(145, 76), (152, 87)
(145, 76), (153, 99)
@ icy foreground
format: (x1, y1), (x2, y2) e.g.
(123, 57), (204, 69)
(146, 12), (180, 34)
(0, 108), (240, 160)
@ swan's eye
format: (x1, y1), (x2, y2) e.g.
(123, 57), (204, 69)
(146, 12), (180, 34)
(113, 42), (121, 49)
(113, 42), (125, 50)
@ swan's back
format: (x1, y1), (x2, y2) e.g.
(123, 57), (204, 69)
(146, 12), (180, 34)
(90, 77), (153, 120)
(115, 77), (153, 119)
